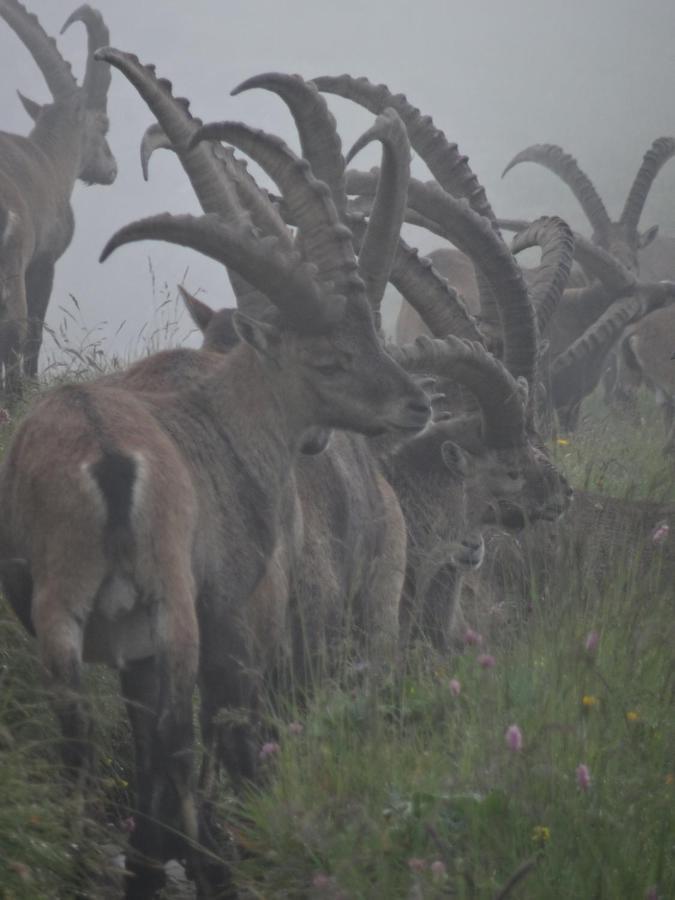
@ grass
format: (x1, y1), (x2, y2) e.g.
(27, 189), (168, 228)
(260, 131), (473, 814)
(0, 364), (673, 897)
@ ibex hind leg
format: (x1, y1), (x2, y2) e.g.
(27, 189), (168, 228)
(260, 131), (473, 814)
(123, 572), (202, 898)
(191, 665), (255, 899)
(31, 581), (96, 808)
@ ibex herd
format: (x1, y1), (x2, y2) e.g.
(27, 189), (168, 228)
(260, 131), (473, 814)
(0, 2), (672, 897)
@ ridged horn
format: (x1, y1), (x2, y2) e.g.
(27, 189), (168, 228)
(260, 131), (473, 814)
(0, 0), (76, 98)
(347, 214), (484, 344)
(140, 122), (174, 181)
(551, 294), (643, 407)
(348, 169), (536, 383)
(314, 73), (502, 333)
(511, 217), (575, 337)
(346, 109), (410, 322)
(61, 6), (110, 111)
(496, 217), (531, 233)
(500, 217), (636, 294)
(95, 48), (240, 216)
(390, 334), (526, 448)
(190, 122), (363, 301)
(502, 144), (611, 243)
(95, 47), (286, 317)
(570, 232), (636, 294)
(620, 137), (675, 240)
(232, 72), (346, 216)
(100, 213), (342, 330)
(314, 74), (496, 221)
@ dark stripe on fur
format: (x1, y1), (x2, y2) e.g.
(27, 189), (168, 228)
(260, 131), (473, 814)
(90, 451), (136, 532)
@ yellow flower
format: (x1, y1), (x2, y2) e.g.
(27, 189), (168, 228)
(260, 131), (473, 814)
(556, 438), (570, 447)
(626, 710), (640, 722)
(532, 825), (550, 845)
(582, 694), (599, 709)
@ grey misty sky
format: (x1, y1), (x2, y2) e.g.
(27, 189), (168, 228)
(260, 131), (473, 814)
(1, 0), (674, 360)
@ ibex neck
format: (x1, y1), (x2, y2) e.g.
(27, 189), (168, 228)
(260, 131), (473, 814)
(201, 343), (308, 470)
(30, 115), (81, 198)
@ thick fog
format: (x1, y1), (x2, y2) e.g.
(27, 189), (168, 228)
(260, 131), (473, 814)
(1, 0), (674, 364)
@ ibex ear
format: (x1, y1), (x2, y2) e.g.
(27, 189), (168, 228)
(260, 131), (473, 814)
(232, 311), (281, 357)
(638, 224), (659, 249)
(17, 91), (42, 122)
(441, 440), (467, 477)
(178, 285), (214, 333)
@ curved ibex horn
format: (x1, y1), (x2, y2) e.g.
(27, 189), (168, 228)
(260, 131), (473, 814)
(620, 137), (675, 240)
(232, 72), (347, 217)
(502, 143), (611, 244)
(62, 6), (111, 111)
(0, 0), (76, 98)
(100, 213), (343, 330)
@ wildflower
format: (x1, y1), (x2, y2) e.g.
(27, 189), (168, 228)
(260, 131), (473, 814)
(584, 630), (600, 654)
(259, 741), (281, 760)
(531, 825), (550, 845)
(288, 721), (304, 736)
(312, 873), (333, 890)
(576, 763), (591, 792)
(651, 522), (669, 545)
(449, 678), (461, 697)
(430, 860), (447, 880)
(477, 653), (496, 669)
(626, 710), (640, 722)
(556, 437), (570, 446)
(116, 777), (129, 789)
(644, 887), (659, 900)
(120, 816), (136, 833)
(407, 858), (427, 873)
(8, 861), (31, 882)
(0, 408), (11, 426)
(665, 773), (674, 785)
(581, 694), (599, 709)
(28, 815), (41, 827)
(463, 627), (483, 647)
(505, 724), (523, 752)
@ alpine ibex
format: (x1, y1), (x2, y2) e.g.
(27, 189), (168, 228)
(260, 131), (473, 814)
(465, 489), (675, 637)
(0, 92), (431, 897)
(114, 54), (573, 662)
(0, 1), (116, 393)
(501, 139), (675, 425)
(184, 72), (572, 654)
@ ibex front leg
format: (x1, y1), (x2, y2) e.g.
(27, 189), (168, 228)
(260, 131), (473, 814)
(0, 251), (27, 404)
(24, 256), (55, 379)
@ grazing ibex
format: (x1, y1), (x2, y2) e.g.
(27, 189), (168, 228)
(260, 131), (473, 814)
(123, 55), (573, 661)
(0, 90), (431, 896)
(0, 1), (116, 393)
(466, 489), (675, 637)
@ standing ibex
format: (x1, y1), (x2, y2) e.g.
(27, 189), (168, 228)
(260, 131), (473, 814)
(0, 87), (431, 896)
(501, 139), (675, 429)
(0, 1), (116, 393)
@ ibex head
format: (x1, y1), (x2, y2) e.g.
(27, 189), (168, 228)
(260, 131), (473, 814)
(391, 336), (572, 531)
(102, 116), (432, 441)
(2, 2), (116, 185)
